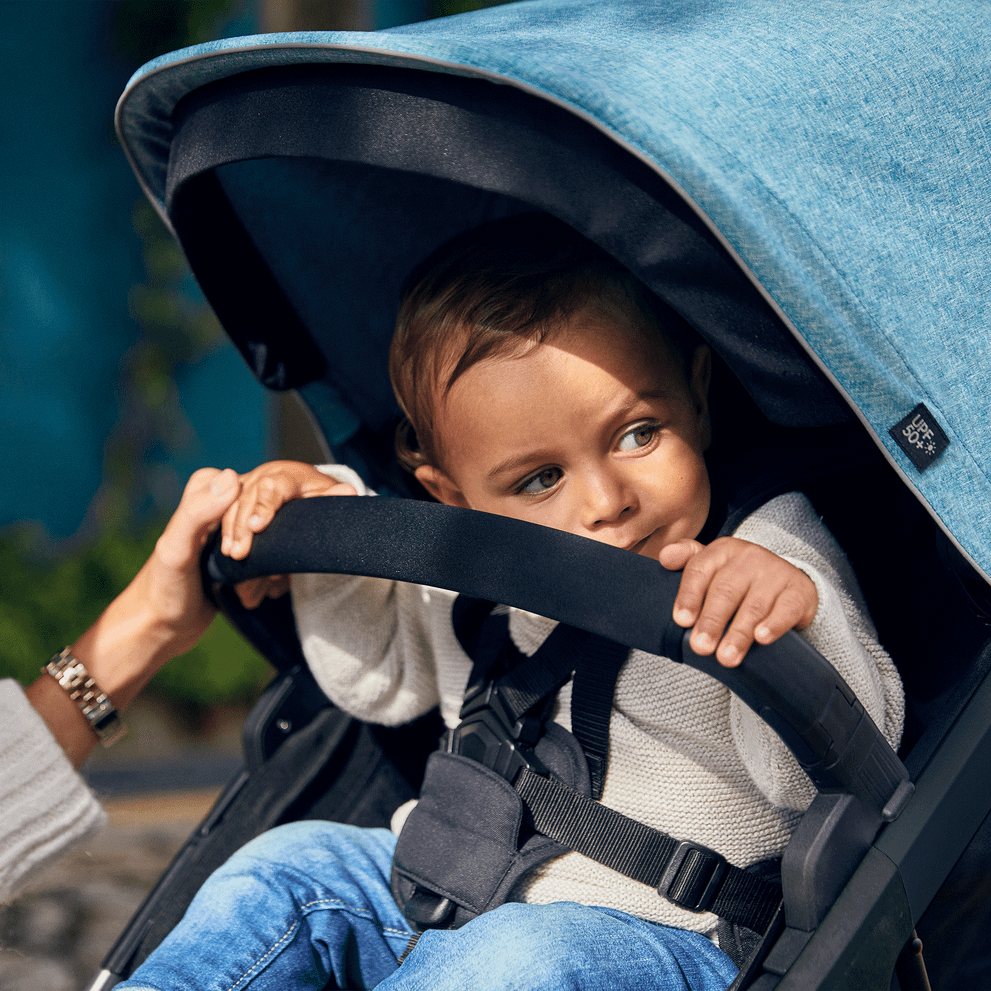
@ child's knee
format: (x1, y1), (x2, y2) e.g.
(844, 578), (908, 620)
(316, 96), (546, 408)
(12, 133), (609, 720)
(396, 903), (734, 991)
(227, 821), (392, 869)
(203, 821), (396, 906)
(401, 903), (598, 990)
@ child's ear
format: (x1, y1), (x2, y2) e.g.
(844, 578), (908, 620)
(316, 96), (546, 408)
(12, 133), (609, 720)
(414, 465), (469, 507)
(690, 345), (713, 450)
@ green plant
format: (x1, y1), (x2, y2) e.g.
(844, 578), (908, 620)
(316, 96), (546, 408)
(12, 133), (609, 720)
(0, 522), (271, 706)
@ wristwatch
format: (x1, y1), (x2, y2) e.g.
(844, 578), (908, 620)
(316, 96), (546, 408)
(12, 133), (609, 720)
(44, 648), (127, 747)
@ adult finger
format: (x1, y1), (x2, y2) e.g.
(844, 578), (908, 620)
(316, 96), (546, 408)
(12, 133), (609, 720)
(157, 468), (240, 571)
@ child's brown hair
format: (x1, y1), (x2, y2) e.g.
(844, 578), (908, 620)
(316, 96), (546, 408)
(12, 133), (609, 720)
(389, 213), (697, 473)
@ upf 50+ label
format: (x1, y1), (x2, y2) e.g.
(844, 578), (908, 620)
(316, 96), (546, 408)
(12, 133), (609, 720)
(889, 403), (949, 472)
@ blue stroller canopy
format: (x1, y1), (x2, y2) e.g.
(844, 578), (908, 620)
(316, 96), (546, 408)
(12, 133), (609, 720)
(117, 0), (991, 582)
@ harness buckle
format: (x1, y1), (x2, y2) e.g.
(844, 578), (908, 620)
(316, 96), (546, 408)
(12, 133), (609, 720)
(450, 686), (548, 784)
(403, 886), (455, 931)
(657, 840), (728, 914)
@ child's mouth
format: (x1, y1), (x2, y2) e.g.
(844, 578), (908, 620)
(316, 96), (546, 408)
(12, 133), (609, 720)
(626, 534), (654, 555)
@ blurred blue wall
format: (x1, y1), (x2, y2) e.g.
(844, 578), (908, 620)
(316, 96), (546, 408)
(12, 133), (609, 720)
(0, 0), (488, 541)
(0, 0), (267, 540)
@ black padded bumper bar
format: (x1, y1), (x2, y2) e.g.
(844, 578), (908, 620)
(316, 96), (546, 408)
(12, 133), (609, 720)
(206, 496), (911, 824)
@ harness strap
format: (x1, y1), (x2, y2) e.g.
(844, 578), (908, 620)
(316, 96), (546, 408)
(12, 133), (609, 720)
(449, 595), (782, 935)
(492, 622), (583, 721)
(454, 598), (627, 798)
(569, 633), (628, 799)
(452, 612), (596, 783)
(516, 767), (782, 934)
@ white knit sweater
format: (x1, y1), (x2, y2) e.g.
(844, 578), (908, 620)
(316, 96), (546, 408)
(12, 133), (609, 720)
(291, 468), (903, 933)
(0, 679), (106, 902)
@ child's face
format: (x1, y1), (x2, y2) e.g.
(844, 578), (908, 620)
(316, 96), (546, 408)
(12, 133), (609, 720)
(415, 310), (712, 560)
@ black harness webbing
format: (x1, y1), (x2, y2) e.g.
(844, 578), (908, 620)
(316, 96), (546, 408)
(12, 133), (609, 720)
(447, 597), (783, 934)
(484, 620), (590, 721)
(515, 768), (781, 933)
(567, 632), (629, 799)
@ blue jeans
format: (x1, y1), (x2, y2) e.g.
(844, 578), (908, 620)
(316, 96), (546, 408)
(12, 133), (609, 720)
(115, 821), (737, 991)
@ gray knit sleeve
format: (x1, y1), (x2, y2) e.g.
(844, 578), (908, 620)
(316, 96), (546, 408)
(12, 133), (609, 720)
(0, 679), (107, 902)
(290, 464), (471, 728)
(729, 493), (904, 810)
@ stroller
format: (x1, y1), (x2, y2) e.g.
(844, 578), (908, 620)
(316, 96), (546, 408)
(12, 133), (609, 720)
(91, 1), (991, 987)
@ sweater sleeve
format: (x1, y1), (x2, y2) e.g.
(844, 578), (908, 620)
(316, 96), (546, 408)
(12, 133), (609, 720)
(0, 679), (107, 903)
(289, 465), (470, 728)
(728, 493), (905, 811)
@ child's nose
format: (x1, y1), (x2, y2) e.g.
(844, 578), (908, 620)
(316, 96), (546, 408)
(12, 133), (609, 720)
(581, 469), (635, 530)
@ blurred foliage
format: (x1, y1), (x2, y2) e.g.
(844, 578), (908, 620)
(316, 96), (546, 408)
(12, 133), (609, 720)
(114, 0), (244, 62)
(93, 196), (229, 529)
(98, 0), (246, 530)
(0, 521), (272, 705)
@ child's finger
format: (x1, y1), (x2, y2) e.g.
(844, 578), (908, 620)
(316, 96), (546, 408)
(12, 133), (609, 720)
(685, 573), (760, 660)
(231, 476), (357, 557)
(235, 577), (266, 609)
(657, 538), (703, 574)
(221, 464), (354, 561)
(238, 476), (289, 541)
(265, 575), (291, 600)
(689, 561), (802, 663)
(706, 586), (780, 667)
(227, 473), (299, 559)
(669, 540), (735, 630)
(220, 498), (242, 557)
(752, 580), (819, 643)
(235, 575), (289, 609)
(679, 545), (785, 660)
(710, 575), (818, 667)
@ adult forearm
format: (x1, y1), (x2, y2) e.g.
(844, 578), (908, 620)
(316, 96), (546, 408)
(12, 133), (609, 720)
(24, 585), (178, 768)
(23, 467), (241, 769)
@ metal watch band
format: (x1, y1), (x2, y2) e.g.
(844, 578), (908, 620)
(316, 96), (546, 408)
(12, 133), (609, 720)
(45, 648), (127, 747)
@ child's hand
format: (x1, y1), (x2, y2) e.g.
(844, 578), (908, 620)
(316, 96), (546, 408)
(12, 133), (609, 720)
(220, 461), (357, 609)
(658, 537), (818, 668)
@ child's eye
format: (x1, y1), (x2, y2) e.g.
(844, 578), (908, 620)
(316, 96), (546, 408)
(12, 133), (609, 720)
(617, 423), (658, 452)
(517, 467), (563, 495)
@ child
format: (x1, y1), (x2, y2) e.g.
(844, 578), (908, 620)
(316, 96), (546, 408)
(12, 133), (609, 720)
(117, 215), (903, 991)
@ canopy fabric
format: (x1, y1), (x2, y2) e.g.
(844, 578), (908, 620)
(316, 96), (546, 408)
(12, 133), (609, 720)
(117, 0), (991, 581)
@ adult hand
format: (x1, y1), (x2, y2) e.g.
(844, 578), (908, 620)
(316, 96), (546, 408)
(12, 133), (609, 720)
(26, 468), (242, 766)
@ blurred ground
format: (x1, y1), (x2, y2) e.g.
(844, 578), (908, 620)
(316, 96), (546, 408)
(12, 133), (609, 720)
(0, 698), (250, 991)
